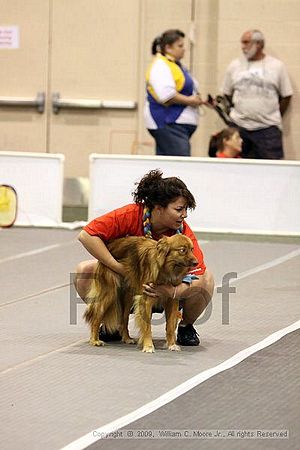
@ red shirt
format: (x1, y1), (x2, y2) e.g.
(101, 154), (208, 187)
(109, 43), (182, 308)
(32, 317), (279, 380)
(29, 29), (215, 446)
(84, 203), (206, 276)
(217, 152), (241, 158)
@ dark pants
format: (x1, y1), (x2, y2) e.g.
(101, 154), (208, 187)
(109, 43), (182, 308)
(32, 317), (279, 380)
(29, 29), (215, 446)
(148, 123), (197, 157)
(238, 125), (284, 160)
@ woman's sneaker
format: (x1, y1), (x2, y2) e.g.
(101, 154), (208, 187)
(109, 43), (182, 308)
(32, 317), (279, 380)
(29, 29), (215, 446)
(177, 324), (200, 346)
(99, 325), (122, 342)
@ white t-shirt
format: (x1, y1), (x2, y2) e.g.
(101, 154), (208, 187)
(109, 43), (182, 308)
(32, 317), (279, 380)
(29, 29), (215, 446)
(222, 55), (293, 130)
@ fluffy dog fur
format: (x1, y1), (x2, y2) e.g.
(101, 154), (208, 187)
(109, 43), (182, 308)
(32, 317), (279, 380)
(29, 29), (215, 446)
(84, 234), (198, 352)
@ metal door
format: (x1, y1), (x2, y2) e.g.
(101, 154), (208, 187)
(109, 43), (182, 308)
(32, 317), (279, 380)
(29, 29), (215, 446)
(0, 0), (139, 177)
(49, 0), (140, 177)
(0, 0), (49, 152)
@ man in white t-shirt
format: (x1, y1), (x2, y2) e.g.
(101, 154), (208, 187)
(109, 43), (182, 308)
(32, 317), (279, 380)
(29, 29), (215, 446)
(222, 30), (293, 159)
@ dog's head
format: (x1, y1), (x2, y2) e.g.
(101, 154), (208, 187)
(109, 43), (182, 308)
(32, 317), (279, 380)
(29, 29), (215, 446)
(156, 234), (198, 286)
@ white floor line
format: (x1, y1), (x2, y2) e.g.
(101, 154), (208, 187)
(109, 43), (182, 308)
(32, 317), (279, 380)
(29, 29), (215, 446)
(59, 247), (300, 450)
(233, 247), (300, 284)
(213, 247), (300, 292)
(61, 320), (300, 450)
(0, 240), (76, 264)
(1, 245), (299, 371)
(0, 282), (71, 308)
(1, 242), (299, 447)
(0, 338), (87, 376)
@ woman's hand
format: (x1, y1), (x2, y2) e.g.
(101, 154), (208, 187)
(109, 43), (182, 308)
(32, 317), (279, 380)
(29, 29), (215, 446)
(165, 92), (203, 107)
(188, 94), (203, 107)
(143, 283), (173, 298)
(143, 283), (159, 297)
(142, 283), (189, 299)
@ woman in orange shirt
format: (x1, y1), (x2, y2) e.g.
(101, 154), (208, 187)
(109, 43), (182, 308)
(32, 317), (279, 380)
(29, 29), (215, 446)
(75, 169), (214, 346)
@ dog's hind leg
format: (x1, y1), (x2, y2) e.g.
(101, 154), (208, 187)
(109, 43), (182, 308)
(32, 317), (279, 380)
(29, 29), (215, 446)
(164, 298), (181, 351)
(85, 266), (121, 347)
(135, 295), (155, 353)
(88, 303), (105, 346)
(119, 289), (135, 344)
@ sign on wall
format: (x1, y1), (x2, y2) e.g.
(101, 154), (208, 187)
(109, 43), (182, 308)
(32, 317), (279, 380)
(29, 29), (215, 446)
(0, 26), (19, 49)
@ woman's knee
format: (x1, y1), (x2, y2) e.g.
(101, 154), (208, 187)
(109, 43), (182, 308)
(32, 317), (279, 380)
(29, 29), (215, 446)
(74, 260), (97, 300)
(75, 260), (96, 276)
(194, 269), (215, 297)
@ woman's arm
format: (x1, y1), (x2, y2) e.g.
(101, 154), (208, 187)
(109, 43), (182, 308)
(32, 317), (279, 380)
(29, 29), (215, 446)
(78, 230), (125, 275)
(148, 58), (203, 107)
(165, 92), (203, 107)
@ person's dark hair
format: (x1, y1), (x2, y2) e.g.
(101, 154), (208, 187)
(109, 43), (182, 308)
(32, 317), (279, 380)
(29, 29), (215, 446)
(151, 36), (162, 55)
(132, 169), (196, 210)
(157, 29), (185, 55)
(208, 127), (239, 157)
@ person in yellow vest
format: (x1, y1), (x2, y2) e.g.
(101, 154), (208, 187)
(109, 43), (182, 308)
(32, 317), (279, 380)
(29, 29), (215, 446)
(144, 29), (204, 157)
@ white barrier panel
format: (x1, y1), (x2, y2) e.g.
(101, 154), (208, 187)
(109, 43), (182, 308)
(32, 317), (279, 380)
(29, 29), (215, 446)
(0, 151), (64, 226)
(89, 154), (300, 236)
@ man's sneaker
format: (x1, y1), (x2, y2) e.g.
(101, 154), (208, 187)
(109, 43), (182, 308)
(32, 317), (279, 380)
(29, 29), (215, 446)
(99, 325), (122, 342)
(177, 324), (200, 346)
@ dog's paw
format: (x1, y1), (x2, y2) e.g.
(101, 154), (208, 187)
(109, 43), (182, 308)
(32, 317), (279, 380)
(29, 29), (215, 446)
(142, 344), (155, 353)
(89, 339), (105, 347)
(168, 344), (181, 352)
(122, 337), (136, 345)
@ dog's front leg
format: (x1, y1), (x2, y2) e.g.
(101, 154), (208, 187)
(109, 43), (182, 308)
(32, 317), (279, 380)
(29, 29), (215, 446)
(120, 290), (135, 344)
(164, 298), (181, 351)
(135, 295), (155, 353)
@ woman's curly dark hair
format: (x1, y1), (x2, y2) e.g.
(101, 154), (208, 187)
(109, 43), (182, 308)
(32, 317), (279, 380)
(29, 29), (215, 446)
(132, 169), (196, 210)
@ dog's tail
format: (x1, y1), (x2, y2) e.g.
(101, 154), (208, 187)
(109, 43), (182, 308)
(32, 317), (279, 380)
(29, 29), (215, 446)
(83, 263), (121, 333)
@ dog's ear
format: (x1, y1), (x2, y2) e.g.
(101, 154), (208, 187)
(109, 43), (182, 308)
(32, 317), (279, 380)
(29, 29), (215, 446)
(156, 237), (170, 267)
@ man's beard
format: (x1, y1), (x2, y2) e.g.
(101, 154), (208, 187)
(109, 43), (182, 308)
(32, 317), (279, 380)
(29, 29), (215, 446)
(244, 44), (257, 60)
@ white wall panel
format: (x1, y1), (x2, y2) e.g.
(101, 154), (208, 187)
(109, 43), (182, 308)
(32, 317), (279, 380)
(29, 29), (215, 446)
(0, 152), (64, 226)
(89, 155), (300, 235)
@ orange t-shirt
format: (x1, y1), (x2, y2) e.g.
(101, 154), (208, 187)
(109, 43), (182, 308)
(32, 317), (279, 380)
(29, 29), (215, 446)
(217, 152), (241, 158)
(83, 203), (206, 276)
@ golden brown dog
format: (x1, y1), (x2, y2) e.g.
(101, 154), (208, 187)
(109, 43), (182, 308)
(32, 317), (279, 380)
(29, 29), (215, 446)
(84, 234), (198, 352)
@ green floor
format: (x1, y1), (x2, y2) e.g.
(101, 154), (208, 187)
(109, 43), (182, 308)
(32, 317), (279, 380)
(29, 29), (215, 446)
(62, 205), (88, 222)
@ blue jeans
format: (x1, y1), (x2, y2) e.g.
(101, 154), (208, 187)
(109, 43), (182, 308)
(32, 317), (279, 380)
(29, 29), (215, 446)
(148, 123), (197, 157)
